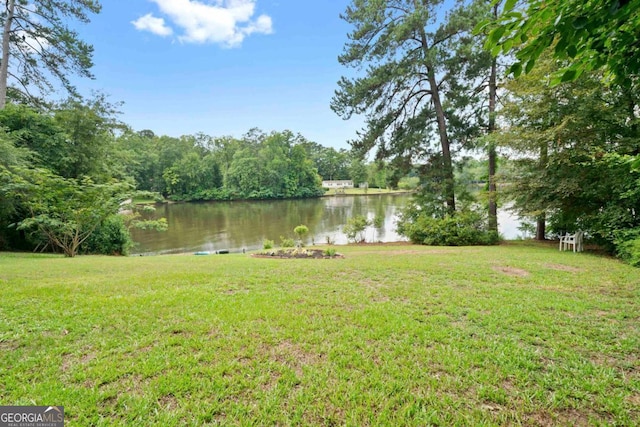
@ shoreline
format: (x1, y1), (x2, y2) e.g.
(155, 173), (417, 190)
(135, 189), (414, 205)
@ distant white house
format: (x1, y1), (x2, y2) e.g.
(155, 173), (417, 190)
(322, 180), (354, 189)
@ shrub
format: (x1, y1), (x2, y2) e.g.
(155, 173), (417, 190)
(263, 239), (275, 250)
(343, 215), (371, 243)
(323, 248), (337, 257)
(81, 215), (133, 255)
(614, 228), (640, 267)
(399, 210), (500, 246)
(280, 235), (295, 248)
(293, 225), (309, 247)
(373, 214), (384, 229)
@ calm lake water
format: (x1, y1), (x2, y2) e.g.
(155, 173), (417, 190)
(131, 194), (410, 255)
(131, 194), (522, 255)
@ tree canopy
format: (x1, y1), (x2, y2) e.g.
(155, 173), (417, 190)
(0, 0), (101, 107)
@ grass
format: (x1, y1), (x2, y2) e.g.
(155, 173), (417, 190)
(132, 197), (162, 205)
(0, 243), (638, 426)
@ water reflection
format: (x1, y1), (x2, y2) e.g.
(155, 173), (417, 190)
(131, 194), (411, 255)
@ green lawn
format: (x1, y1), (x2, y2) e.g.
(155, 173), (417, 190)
(0, 243), (638, 426)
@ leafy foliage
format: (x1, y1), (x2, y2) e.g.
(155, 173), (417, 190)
(81, 214), (133, 256)
(279, 236), (295, 248)
(496, 54), (640, 252)
(481, 0), (640, 87)
(263, 239), (275, 250)
(343, 215), (371, 243)
(0, 96), (124, 181)
(614, 228), (640, 267)
(323, 247), (337, 257)
(225, 131), (323, 200)
(398, 209), (500, 246)
(293, 224), (309, 247)
(301, 141), (351, 181)
(10, 173), (130, 257)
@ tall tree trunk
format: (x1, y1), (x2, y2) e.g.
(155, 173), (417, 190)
(487, 3), (499, 232)
(536, 213), (546, 240)
(419, 28), (456, 214)
(536, 142), (549, 240)
(0, 0), (15, 109)
(488, 56), (498, 232)
(429, 69), (456, 214)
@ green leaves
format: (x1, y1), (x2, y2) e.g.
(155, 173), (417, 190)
(572, 16), (589, 29)
(509, 62), (523, 78)
(503, 0), (518, 13)
(524, 59), (536, 74)
(483, 0), (640, 87)
(15, 174), (130, 256)
(489, 25), (506, 45)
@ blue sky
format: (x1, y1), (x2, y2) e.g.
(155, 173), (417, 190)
(72, 0), (362, 150)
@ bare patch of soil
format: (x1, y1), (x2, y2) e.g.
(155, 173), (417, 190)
(158, 394), (179, 410)
(626, 393), (640, 406)
(493, 266), (530, 277)
(524, 408), (597, 427)
(267, 339), (322, 377)
(62, 350), (96, 373)
(0, 339), (20, 351)
(252, 249), (344, 259)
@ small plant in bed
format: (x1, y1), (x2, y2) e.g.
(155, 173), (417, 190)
(323, 248), (337, 257)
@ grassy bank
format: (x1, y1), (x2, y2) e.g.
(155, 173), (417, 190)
(0, 243), (638, 425)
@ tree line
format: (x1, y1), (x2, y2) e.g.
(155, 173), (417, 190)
(0, 97), (406, 254)
(116, 127), (403, 202)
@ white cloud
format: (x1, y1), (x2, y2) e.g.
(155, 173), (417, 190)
(135, 0), (273, 48)
(132, 13), (174, 37)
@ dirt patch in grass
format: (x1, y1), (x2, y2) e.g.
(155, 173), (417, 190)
(493, 266), (530, 277)
(103, 373), (154, 398)
(223, 287), (249, 295)
(544, 263), (584, 273)
(62, 350), (96, 373)
(0, 339), (20, 351)
(268, 339), (322, 377)
(626, 393), (640, 406)
(591, 353), (640, 374)
(138, 343), (156, 353)
(252, 249), (344, 259)
(525, 409), (594, 427)
(158, 394), (179, 410)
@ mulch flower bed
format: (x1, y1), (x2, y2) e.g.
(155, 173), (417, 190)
(251, 248), (344, 259)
